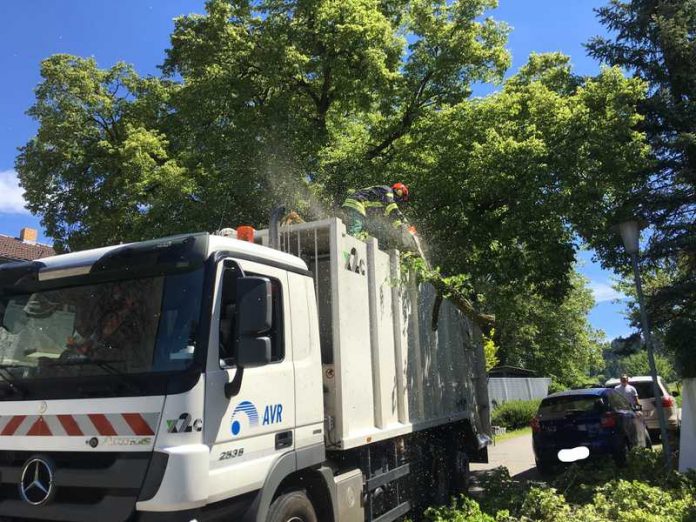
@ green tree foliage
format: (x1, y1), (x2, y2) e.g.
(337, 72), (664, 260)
(384, 55), (645, 384)
(606, 262), (690, 378)
(391, 54), (649, 301)
(17, 0), (511, 250)
(16, 56), (191, 252)
(614, 262), (694, 377)
(616, 350), (676, 382)
(483, 328), (499, 372)
(15, 1), (652, 383)
(600, 329), (677, 382)
(586, 0), (696, 373)
(162, 0), (511, 228)
(664, 317), (696, 377)
(490, 271), (605, 387)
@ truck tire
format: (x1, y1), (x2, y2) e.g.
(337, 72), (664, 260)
(267, 491), (318, 522)
(452, 449), (470, 494)
(431, 449), (451, 506)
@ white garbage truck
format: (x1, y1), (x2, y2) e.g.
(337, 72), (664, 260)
(0, 217), (490, 522)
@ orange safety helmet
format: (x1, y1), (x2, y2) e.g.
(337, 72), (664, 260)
(392, 182), (409, 202)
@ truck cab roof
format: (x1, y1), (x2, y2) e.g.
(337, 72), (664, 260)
(0, 231), (308, 285)
(208, 233), (308, 272)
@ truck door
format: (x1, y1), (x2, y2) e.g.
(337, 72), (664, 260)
(204, 258), (295, 502)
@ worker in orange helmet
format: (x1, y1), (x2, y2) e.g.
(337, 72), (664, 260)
(342, 183), (411, 239)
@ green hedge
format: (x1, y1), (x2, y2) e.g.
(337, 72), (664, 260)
(424, 449), (696, 522)
(491, 400), (541, 431)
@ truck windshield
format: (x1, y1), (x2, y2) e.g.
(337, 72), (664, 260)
(0, 269), (204, 381)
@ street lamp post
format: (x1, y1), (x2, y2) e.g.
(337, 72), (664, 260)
(617, 220), (672, 471)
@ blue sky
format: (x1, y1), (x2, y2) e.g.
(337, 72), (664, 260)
(0, 0), (633, 340)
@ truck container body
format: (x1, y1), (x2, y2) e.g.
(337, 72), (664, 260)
(0, 219), (489, 522)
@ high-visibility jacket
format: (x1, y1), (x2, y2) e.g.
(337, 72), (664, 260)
(342, 185), (406, 228)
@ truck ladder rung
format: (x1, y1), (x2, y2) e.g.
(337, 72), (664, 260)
(373, 501), (411, 522)
(366, 463), (410, 491)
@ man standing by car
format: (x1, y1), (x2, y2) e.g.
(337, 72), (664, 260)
(615, 374), (640, 407)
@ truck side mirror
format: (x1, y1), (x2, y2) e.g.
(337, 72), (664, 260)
(224, 276), (273, 399)
(236, 276), (272, 367)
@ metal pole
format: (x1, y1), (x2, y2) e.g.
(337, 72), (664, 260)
(630, 252), (672, 471)
(269, 206), (286, 250)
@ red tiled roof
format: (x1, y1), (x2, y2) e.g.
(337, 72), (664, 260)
(0, 234), (55, 262)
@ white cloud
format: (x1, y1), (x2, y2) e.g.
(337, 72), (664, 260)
(589, 281), (625, 303)
(0, 170), (29, 214)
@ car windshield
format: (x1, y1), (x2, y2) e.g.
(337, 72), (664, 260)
(0, 269), (204, 380)
(539, 396), (603, 415)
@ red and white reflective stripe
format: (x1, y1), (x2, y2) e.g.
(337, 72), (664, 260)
(0, 412), (158, 437)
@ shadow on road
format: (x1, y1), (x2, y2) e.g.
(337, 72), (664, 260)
(511, 467), (540, 480)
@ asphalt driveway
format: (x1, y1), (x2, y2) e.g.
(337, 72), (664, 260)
(471, 432), (540, 480)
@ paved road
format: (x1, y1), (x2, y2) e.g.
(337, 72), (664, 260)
(471, 433), (540, 480)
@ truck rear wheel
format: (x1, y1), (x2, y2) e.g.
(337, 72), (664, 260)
(431, 448), (451, 506)
(452, 449), (470, 494)
(267, 491), (318, 522)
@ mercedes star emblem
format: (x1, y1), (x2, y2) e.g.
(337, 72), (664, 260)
(19, 457), (55, 505)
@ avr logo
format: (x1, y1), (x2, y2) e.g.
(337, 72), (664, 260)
(230, 401), (284, 437)
(230, 401), (259, 436)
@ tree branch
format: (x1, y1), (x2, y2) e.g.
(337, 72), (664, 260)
(365, 70), (434, 160)
(89, 115), (117, 142)
(318, 64), (332, 116)
(294, 77), (321, 109)
(427, 274), (496, 333)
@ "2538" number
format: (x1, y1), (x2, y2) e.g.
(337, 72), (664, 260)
(219, 448), (245, 461)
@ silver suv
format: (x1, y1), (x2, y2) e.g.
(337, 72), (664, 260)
(605, 376), (680, 440)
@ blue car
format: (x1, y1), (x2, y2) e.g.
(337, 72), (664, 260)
(532, 388), (650, 473)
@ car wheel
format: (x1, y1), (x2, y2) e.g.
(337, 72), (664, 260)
(643, 429), (652, 449)
(535, 457), (553, 477)
(267, 491), (318, 522)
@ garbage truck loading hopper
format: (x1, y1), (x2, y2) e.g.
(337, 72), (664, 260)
(255, 218), (490, 450)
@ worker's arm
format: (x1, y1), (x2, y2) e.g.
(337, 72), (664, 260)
(385, 200), (408, 228)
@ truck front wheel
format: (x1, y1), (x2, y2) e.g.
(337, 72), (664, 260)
(267, 491), (318, 522)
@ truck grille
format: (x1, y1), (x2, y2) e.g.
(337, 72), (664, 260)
(0, 451), (151, 522)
